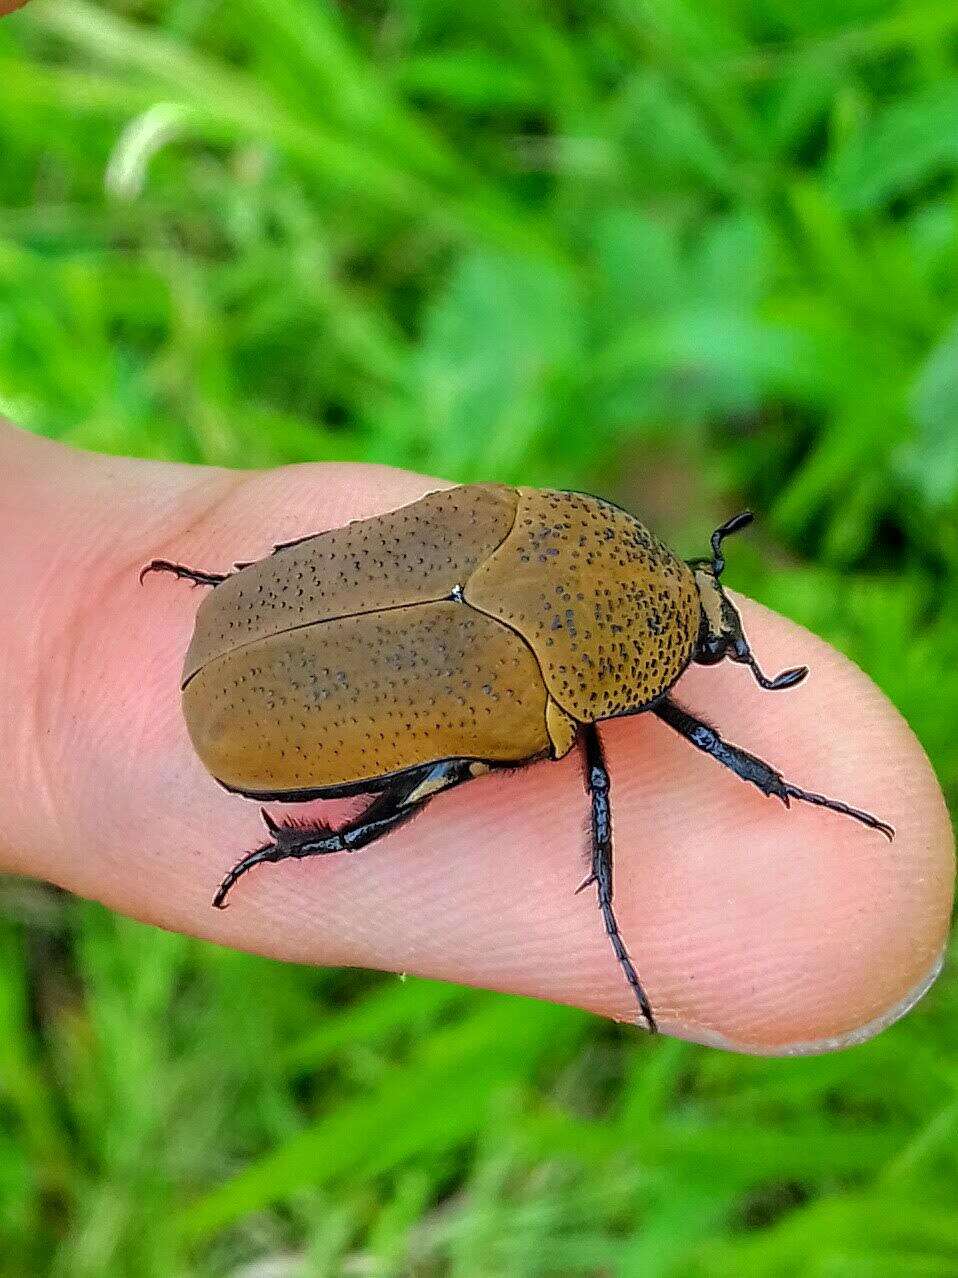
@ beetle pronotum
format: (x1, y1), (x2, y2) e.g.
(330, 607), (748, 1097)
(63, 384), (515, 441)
(143, 485), (893, 1031)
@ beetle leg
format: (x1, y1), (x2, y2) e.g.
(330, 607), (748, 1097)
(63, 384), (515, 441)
(581, 724), (657, 1033)
(652, 695), (894, 839)
(139, 559), (228, 588)
(213, 760), (479, 907)
(213, 792), (416, 908)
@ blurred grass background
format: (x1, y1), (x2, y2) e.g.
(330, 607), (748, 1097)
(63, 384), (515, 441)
(1, 0), (957, 1273)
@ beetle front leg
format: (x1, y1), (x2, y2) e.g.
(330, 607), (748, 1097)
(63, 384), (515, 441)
(652, 695), (894, 838)
(578, 724), (657, 1032)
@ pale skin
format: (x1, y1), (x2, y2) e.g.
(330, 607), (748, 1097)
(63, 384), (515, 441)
(0, 420), (953, 1052)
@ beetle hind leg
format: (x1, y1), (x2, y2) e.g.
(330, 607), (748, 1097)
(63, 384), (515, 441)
(213, 793), (416, 908)
(213, 816), (344, 907)
(139, 558), (229, 588)
(580, 724), (657, 1033)
(213, 759), (481, 907)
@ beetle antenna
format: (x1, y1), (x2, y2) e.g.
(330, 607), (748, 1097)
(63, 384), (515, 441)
(710, 510), (753, 577)
(736, 647), (809, 692)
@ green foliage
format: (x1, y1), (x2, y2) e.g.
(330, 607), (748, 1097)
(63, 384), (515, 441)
(0, 0), (956, 1273)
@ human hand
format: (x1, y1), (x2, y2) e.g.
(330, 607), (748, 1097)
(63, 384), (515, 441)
(0, 420), (952, 1053)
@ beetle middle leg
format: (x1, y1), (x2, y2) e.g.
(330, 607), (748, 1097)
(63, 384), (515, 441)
(652, 695), (894, 838)
(213, 759), (478, 907)
(577, 723), (657, 1033)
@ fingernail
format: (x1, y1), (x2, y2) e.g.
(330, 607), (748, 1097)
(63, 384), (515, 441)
(665, 942), (949, 1056)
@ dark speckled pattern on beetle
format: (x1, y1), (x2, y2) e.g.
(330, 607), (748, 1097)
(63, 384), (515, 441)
(466, 489), (700, 721)
(145, 484), (895, 1033)
(185, 602), (551, 794)
(182, 485), (518, 683)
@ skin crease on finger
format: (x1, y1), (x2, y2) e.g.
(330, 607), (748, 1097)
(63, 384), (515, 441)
(0, 426), (953, 1053)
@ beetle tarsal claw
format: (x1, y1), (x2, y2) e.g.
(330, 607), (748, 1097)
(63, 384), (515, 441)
(212, 837), (282, 909)
(138, 559), (189, 585)
(139, 558), (180, 583)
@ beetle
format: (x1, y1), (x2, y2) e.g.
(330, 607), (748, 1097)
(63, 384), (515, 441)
(143, 484), (893, 1031)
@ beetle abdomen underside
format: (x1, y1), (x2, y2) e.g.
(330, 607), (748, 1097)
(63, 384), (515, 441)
(183, 601), (552, 794)
(466, 488), (700, 720)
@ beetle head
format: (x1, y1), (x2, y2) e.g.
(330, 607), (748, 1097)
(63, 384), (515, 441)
(688, 512), (809, 692)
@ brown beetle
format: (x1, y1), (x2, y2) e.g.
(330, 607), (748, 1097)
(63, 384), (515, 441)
(143, 485), (893, 1031)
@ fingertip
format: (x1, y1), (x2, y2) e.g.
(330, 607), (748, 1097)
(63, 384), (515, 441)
(600, 596), (954, 1052)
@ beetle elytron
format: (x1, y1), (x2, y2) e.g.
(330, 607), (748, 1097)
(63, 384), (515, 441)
(143, 485), (893, 1031)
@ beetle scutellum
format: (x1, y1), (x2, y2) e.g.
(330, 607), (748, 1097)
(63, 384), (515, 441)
(143, 485), (893, 1031)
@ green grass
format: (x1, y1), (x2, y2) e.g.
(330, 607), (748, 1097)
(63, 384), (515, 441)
(1, 1), (957, 1273)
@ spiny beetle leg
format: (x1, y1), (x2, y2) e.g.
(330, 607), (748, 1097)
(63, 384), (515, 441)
(213, 759), (486, 907)
(582, 724), (658, 1033)
(213, 782), (431, 908)
(652, 695), (894, 840)
(139, 558), (228, 588)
